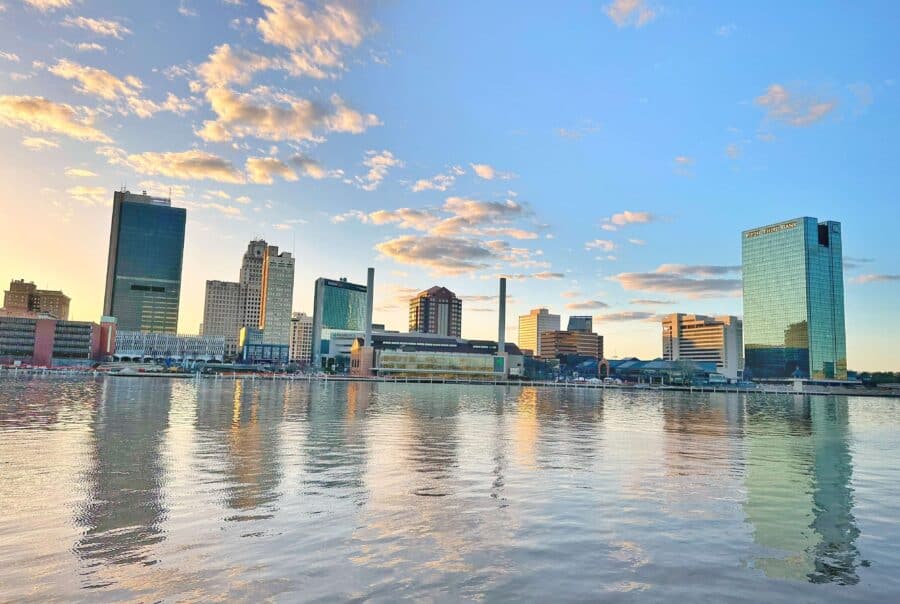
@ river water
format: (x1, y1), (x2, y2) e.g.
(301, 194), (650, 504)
(1, 378), (899, 602)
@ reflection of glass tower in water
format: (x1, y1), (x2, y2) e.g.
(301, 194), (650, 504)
(74, 380), (171, 567)
(744, 396), (860, 584)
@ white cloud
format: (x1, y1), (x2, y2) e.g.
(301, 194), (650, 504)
(21, 136), (59, 150)
(471, 162), (515, 180)
(585, 239), (616, 251)
(354, 149), (402, 191)
(62, 16), (132, 39)
(755, 84), (837, 127)
(0, 95), (110, 142)
(64, 167), (96, 177)
(106, 148), (246, 184)
(604, 0), (657, 28)
(0, 51), (20, 62)
(411, 166), (463, 192)
(48, 59), (194, 118)
(246, 156), (298, 184)
(67, 185), (107, 206)
(197, 86), (380, 142)
(22, 0), (70, 12)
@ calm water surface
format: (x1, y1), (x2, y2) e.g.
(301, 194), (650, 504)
(1, 378), (899, 602)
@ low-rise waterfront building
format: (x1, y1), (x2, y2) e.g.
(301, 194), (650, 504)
(238, 327), (289, 365)
(113, 330), (225, 363)
(350, 332), (523, 380)
(0, 312), (103, 367)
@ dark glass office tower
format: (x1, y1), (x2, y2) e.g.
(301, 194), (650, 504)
(103, 190), (186, 333)
(742, 217), (846, 380)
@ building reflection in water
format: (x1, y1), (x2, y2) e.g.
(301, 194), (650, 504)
(194, 380), (285, 518)
(301, 381), (370, 504)
(743, 395), (861, 585)
(73, 379), (171, 571)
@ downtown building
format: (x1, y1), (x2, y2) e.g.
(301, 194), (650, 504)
(0, 309), (114, 368)
(518, 308), (560, 356)
(201, 280), (241, 359)
(567, 316), (593, 332)
(661, 313), (743, 380)
(538, 330), (604, 360)
(408, 286), (462, 337)
(3, 279), (70, 320)
(742, 217), (847, 380)
(103, 190), (186, 333)
(311, 276), (369, 368)
(201, 239), (295, 362)
(289, 311), (313, 364)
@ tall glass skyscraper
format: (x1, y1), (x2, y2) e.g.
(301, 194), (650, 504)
(742, 217), (846, 380)
(311, 277), (368, 366)
(103, 190), (186, 333)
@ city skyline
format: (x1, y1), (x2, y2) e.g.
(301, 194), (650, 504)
(1, 2), (898, 369)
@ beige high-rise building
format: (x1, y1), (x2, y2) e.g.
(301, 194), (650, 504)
(661, 313), (743, 379)
(518, 308), (560, 356)
(289, 312), (313, 364)
(260, 246), (295, 345)
(201, 280), (241, 358)
(3, 279), (70, 320)
(239, 239), (268, 331)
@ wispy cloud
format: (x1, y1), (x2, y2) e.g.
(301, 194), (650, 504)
(354, 149), (402, 191)
(471, 162), (515, 180)
(852, 274), (900, 284)
(22, 0), (71, 12)
(600, 210), (656, 231)
(565, 300), (609, 310)
(21, 136), (59, 150)
(62, 16), (132, 39)
(0, 95), (110, 142)
(101, 147), (246, 184)
(604, 0), (658, 28)
(585, 239), (616, 251)
(595, 311), (662, 322)
(197, 87), (379, 142)
(613, 264), (742, 298)
(755, 84), (836, 127)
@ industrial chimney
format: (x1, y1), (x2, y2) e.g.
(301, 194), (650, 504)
(364, 267), (375, 347)
(498, 277), (506, 353)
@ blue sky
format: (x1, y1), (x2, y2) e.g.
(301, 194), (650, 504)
(0, 0), (897, 369)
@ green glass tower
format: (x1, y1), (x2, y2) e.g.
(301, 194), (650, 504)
(742, 217), (846, 380)
(311, 277), (368, 367)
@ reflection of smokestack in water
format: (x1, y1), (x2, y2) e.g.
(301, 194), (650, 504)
(498, 277), (506, 353)
(364, 267), (374, 347)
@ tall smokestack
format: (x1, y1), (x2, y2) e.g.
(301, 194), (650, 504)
(498, 277), (506, 353)
(364, 267), (375, 347)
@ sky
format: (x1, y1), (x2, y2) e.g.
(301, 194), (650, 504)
(0, 0), (897, 370)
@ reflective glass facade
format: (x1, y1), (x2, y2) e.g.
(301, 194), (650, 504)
(103, 192), (186, 333)
(311, 278), (368, 365)
(742, 217), (846, 379)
